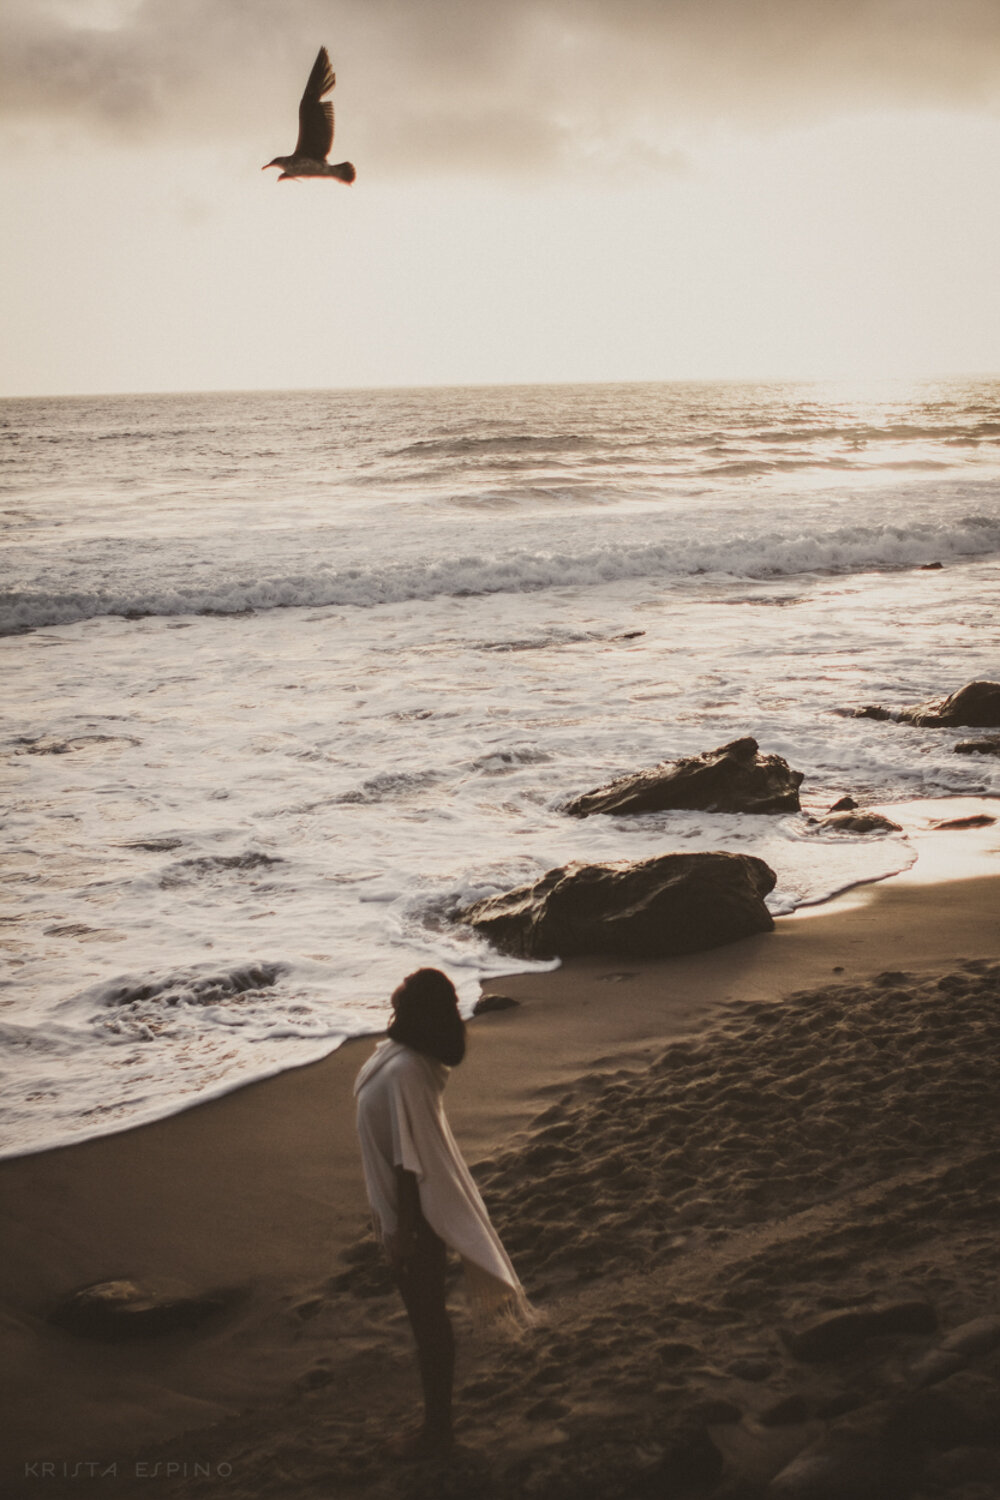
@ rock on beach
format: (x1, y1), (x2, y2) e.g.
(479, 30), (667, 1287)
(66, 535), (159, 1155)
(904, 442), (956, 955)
(854, 680), (1000, 728)
(812, 810), (903, 835)
(564, 737), (804, 818)
(50, 1279), (234, 1340)
(459, 850), (776, 960)
(783, 1301), (937, 1361)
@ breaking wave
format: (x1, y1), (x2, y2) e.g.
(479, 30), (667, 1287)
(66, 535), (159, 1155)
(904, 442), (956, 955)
(4, 513), (999, 634)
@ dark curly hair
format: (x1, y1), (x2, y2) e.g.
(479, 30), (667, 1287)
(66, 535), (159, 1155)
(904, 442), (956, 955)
(387, 968), (466, 1067)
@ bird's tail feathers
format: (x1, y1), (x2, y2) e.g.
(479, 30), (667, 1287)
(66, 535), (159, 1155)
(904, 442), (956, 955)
(330, 161), (357, 184)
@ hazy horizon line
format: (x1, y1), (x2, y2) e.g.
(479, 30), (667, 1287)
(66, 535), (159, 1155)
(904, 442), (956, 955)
(5, 369), (1000, 404)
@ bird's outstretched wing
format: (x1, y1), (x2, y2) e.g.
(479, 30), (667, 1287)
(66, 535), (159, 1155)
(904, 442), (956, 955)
(294, 46), (336, 161)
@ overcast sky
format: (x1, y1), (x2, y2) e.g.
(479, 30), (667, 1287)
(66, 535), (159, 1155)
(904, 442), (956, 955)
(2, 0), (1000, 395)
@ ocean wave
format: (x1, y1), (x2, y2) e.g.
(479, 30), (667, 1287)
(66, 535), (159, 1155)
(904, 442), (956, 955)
(3, 512), (999, 634)
(391, 433), (597, 460)
(697, 455), (958, 479)
(0, 958), (348, 1158)
(747, 421), (1000, 446)
(702, 460), (783, 478)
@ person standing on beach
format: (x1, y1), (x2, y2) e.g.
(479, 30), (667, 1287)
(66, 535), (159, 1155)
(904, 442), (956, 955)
(354, 967), (531, 1458)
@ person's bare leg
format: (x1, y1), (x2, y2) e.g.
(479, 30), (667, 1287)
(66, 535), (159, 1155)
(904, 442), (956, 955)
(394, 1221), (454, 1455)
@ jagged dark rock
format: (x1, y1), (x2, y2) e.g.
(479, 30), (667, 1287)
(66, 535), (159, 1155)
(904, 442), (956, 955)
(854, 680), (1000, 729)
(50, 1279), (235, 1340)
(458, 851), (777, 961)
(564, 737), (803, 818)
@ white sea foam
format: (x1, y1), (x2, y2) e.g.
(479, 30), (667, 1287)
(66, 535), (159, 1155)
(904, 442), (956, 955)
(2, 379), (999, 1156)
(2, 508), (999, 635)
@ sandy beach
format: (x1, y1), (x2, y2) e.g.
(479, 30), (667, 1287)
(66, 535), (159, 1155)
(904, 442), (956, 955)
(4, 814), (1000, 1499)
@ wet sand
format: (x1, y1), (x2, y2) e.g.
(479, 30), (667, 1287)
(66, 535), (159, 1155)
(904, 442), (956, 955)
(3, 813), (999, 1498)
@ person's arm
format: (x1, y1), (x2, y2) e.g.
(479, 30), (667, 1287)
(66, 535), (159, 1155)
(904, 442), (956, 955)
(385, 1165), (422, 1269)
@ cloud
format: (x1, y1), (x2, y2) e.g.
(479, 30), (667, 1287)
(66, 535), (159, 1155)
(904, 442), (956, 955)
(2, 0), (1000, 176)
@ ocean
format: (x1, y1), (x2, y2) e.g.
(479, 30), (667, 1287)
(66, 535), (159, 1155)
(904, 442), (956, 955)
(3, 378), (999, 1157)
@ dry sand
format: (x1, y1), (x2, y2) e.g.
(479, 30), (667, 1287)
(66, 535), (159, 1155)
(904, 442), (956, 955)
(3, 811), (1000, 1499)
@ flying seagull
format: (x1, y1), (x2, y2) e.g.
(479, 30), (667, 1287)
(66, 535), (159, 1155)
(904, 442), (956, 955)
(263, 47), (356, 183)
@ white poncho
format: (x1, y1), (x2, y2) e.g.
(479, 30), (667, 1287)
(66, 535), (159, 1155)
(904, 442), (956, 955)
(354, 1039), (531, 1328)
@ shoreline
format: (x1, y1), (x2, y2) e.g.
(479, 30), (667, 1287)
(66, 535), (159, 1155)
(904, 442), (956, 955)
(5, 795), (997, 1169)
(3, 824), (999, 1492)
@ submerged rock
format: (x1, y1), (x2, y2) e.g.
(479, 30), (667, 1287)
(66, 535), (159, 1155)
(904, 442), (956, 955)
(813, 810), (903, 835)
(854, 680), (1000, 728)
(955, 737), (1000, 756)
(51, 1278), (234, 1340)
(565, 736), (804, 818)
(459, 851), (776, 961)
